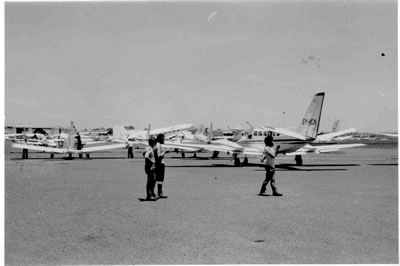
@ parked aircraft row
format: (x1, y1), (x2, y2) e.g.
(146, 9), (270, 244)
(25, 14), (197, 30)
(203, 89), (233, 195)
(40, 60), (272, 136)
(10, 92), (368, 165)
(161, 92), (365, 166)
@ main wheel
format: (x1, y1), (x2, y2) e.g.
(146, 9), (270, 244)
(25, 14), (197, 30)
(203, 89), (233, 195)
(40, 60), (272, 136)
(295, 155), (303, 166)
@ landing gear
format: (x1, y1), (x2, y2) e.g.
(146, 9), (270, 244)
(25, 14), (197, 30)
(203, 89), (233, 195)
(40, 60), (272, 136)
(192, 153), (197, 158)
(50, 153), (54, 159)
(86, 153), (90, 159)
(68, 153), (72, 159)
(233, 153), (241, 167)
(211, 151), (219, 159)
(181, 151), (185, 158)
(295, 155), (303, 166)
(242, 156), (249, 165)
(22, 149), (28, 159)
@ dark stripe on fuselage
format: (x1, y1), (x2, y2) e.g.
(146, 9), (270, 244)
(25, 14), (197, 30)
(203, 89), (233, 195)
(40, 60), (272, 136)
(238, 139), (313, 145)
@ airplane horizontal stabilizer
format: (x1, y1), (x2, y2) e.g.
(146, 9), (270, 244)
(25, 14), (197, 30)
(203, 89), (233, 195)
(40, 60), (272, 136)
(287, 143), (366, 156)
(312, 143), (366, 152)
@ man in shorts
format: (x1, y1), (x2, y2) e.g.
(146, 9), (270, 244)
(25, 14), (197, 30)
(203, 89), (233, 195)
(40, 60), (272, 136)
(154, 134), (169, 198)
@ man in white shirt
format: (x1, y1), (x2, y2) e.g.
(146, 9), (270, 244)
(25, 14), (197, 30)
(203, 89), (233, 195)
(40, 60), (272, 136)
(259, 136), (282, 196)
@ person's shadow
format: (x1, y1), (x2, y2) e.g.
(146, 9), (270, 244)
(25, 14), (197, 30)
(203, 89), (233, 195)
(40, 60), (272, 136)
(137, 198), (158, 202)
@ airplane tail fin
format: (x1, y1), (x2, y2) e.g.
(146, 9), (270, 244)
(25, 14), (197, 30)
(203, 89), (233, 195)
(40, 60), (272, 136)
(112, 125), (129, 141)
(147, 124), (151, 139)
(208, 123), (213, 143)
(246, 121), (254, 132)
(63, 121), (77, 149)
(296, 92), (325, 139)
(231, 130), (244, 142)
(196, 124), (205, 135)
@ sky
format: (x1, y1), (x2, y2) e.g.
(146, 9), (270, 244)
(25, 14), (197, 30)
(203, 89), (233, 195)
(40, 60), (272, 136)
(4, 0), (398, 132)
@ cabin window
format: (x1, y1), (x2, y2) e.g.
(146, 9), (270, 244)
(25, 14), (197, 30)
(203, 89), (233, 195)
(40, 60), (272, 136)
(263, 131), (268, 136)
(254, 131), (258, 136)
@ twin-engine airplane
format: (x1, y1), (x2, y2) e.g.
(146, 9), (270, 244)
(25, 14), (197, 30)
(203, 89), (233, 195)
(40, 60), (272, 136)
(12, 122), (126, 159)
(164, 92), (365, 166)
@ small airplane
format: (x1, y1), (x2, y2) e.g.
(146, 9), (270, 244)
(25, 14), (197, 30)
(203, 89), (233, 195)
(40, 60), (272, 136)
(163, 92), (365, 166)
(166, 123), (244, 158)
(12, 122), (127, 159)
(112, 123), (195, 145)
(236, 92), (365, 165)
(5, 132), (47, 144)
(212, 122), (254, 141)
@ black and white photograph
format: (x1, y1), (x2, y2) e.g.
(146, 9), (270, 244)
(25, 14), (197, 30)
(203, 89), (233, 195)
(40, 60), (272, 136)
(4, 0), (398, 264)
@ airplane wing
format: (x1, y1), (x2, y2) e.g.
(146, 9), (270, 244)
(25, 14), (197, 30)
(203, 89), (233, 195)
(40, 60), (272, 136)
(12, 143), (66, 153)
(243, 148), (263, 156)
(259, 126), (308, 140)
(13, 142), (127, 154)
(163, 141), (243, 154)
(378, 133), (398, 138)
(286, 143), (366, 155)
(80, 143), (127, 153)
(83, 140), (108, 145)
(317, 128), (357, 141)
(162, 142), (203, 152)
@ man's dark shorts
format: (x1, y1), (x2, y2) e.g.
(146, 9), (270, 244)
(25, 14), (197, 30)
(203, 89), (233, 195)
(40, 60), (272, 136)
(155, 163), (165, 182)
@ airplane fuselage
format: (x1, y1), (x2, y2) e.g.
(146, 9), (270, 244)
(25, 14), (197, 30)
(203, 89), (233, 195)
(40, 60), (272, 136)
(237, 129), (314, 154)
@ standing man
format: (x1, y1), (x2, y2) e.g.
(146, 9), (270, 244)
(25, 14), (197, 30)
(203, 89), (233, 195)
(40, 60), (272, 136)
(75, 133), (83, 158)
(127, 141), (134, 159)
(154, 134), (169, 199)
(22, 137), (29, 159)
(259, 136), (282, 196)
(144, 137), (157, 201)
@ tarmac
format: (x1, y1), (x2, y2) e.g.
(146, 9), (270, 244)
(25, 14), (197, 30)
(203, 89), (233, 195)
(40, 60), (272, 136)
(4, 143), (398, 264)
